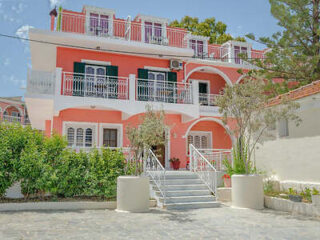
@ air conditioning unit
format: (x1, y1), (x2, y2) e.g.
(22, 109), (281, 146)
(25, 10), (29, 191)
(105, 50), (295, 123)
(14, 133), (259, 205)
(170, 59), (183, 70)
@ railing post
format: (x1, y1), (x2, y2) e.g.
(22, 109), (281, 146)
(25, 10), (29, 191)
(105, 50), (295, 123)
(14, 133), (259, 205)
(129, 74), (136, 101)
(189, 144), (193, 171)
(55, 68), (62, 96)
(192, 80), (199, 105)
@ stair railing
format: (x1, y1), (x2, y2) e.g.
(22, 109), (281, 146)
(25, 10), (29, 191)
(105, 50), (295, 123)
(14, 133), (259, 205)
(189, 144), (217, 195)
(144, 149), (166, 204)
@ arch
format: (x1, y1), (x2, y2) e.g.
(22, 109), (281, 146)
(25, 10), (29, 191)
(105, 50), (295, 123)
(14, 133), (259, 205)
(183, 117), (235, 143)
(3, 104), (23, 116)
(185, 66), (233, 86)
(235, 74), (246, 84)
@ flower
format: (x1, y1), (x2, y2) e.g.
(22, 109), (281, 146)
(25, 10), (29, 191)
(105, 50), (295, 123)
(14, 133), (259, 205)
(222, 174), (230, 179)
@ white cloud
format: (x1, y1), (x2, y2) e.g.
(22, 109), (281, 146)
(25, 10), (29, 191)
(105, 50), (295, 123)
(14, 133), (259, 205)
(11, 3), (24, 14)
(16, 25), (34, 41)
(3, 58), (10, 66)
(50, 0), (63, 8)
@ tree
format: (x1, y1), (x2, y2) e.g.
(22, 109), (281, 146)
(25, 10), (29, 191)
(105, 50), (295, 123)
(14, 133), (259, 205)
(170, 16), (246, 44)
(247, 0), (320, 85)
(126, 105), (168, 174)
(215, 77), (301, 175)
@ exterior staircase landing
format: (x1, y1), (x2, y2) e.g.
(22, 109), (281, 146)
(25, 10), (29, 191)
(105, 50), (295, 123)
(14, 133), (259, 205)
(150, 171), (220, 210)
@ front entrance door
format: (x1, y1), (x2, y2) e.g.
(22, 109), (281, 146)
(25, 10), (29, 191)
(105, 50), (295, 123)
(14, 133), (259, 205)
(152, 144), (166, 168)
(198, 82), (209, 105)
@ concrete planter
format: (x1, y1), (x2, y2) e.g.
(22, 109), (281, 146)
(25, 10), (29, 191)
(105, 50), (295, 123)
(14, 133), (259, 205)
(312, 195), (320, 206)
(288, 195), (302, 202)
(116, 176), (150, 213)
(231, 174), (264, 210)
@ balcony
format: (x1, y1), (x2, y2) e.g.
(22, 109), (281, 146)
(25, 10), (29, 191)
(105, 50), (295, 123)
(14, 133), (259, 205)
(0, 115), (30, 126)
(51, 11), (265, 66)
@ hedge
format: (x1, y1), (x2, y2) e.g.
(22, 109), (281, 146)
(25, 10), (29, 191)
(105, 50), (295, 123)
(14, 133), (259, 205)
(0, 123), (129, 198)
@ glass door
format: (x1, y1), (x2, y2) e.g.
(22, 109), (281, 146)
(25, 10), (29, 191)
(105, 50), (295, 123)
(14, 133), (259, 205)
(85, 65), (106, 97)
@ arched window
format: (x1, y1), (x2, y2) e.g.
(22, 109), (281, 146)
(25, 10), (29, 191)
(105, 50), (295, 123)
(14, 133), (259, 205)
(76, 128), (84, 146)
(67, 127), (75, 147)
(85, 128), (93, 147)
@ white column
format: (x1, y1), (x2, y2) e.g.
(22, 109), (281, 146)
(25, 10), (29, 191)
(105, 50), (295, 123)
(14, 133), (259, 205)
(55, 68), (63, 96)
(129, 74), (136, 102)
(192, 80), (199, 106)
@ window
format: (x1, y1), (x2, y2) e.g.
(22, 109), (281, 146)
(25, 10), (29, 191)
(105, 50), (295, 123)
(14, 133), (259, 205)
(144, 22), (163, 44)
(187, 131), (212, 150)
(85, 65), (106, 96)
(234, 46), (247, 64)
(190, 40), (204, 57)
(278, 119), (289, 137)
(103, 129), (118, 147)
(11, 111), (20, 117)
(67, 127), (75, 147)
(89, 13), (109, 36)
(65, 125), (94, 148)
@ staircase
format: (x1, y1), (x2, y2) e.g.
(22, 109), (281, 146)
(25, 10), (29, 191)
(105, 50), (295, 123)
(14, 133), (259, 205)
(150, 171), (220, 210)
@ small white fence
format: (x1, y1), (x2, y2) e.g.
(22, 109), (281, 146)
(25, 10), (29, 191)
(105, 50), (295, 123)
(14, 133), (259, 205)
(196, 148), (232, 171)
(62, 72), (129, 100)
(136, 79), (193, 104)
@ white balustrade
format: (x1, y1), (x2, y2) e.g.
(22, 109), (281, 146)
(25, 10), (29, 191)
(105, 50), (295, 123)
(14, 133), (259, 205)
(196, 148), (232, 171)
(199, 93), (220, 106)
(62, 72), (129, 100)
(136, 79), (193, 104)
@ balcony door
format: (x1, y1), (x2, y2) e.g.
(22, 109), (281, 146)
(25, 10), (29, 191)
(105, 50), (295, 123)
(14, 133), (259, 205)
(148, 71), (166, 102)
(190, 40), (204, 57)
(85, 65), (106, 97)
(198, 81), (209, 106)
(234, 46), (247, 64)
(89, 13), (109, 36)
(144, 22), (163, 44)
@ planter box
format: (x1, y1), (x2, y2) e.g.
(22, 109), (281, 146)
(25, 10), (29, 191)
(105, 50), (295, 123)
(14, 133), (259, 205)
(312, 195), (320, 206)
(231, 175), (264, 210)
(265, 196), (320, 218)
(117, 176), (150, 212)
(217, 187), (231, 202)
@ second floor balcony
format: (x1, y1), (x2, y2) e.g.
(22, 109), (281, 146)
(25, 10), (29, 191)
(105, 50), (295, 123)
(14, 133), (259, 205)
(26, 69), (221, 121)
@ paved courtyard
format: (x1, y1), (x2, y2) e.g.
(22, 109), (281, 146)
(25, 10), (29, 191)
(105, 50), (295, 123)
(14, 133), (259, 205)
(0, 205), (319, 240)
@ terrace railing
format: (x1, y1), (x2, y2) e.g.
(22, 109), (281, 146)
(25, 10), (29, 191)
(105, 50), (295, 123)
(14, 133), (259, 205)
(57, 12), (188, 48)
(136, 79), (193, 104)
(62, 72), (129, 100)
(199, 93), (220, 107)
(189, 144), (217, 194)
(196, 148), (232, 171)
(1, 115), (22, 123)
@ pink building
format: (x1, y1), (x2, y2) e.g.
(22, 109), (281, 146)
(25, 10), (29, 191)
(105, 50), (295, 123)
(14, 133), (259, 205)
(25, 5), (265, 169)
(0, 96), (29, 125)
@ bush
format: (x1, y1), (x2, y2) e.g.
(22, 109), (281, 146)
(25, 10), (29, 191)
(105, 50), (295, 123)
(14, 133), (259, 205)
(0, 123), (128, 199)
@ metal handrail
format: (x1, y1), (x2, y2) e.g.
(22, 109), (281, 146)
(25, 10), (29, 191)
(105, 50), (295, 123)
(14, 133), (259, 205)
(189, 144), (217, 194)
(144, 149), (166, 204)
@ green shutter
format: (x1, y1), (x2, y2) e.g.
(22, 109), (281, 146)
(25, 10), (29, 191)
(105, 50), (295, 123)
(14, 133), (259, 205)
(167, 71), (177, 103)
(73, 62), (85, 96)
(106, 65), (118, 99)
(137, 68), (149, 101)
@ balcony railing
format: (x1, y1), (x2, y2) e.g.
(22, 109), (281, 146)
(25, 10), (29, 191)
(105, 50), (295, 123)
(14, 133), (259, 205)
(197, 148), (232, 171)
(199, 93), (220, 106)
(2, 115), (21, 123)
(62, 72), (129, 100)
(57, 12), (188, 48)
(136, 79), (193, 104)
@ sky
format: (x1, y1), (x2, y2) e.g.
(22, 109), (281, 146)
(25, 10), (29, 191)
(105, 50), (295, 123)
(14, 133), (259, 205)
(0, 0), (281, 97)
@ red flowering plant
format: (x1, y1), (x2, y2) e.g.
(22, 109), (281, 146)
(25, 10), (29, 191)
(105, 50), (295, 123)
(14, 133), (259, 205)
(222, 174), (230, 179)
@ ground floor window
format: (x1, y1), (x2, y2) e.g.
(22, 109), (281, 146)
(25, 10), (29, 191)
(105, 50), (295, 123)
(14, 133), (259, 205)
(103, 128), (118, 147)
(65, 123), (95, 147)
(187, 131), (212, 150)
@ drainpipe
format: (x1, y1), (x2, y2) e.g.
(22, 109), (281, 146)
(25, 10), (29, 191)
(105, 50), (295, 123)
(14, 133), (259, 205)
(49, 7), (58, 31)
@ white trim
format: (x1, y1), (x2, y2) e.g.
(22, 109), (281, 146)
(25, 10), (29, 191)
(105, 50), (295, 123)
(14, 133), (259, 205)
(185, 33), (210, 42)
(165, 127), (171, 169)
(62, 121), (99, 147)
(84, 7), (114, 37)
(83, 5), (115, 16)
(136, 14), (169, 24)
(2, 104), (23, 116)
(81, 59), (111, 66)
(99, 123), (123, 148)
(235, 74), (246, 84)
(144, 66), (170, 72)
(185, 66), (233, 86)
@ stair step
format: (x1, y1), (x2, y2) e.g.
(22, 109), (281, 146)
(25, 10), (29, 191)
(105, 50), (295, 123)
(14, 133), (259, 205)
(166, 201), (220, 210)
(164, 174), (199, 180)
(160, 195), (215, 203)
(157, 184), (209, 191)
(164, 179), (203, 185)
(155, 190), (211, 197)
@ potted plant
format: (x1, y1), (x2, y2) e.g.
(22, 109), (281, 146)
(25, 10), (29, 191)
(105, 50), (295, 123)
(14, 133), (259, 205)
(311, 188), (320, 206)
(170, 157), (180, 170)
(288, 188), (302, 202)
(216, 78), (300, 210)
(222, 174), (231, 188)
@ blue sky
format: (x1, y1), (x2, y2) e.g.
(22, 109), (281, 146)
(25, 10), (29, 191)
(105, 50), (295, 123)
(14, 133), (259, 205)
(0, 0), (280, 97)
